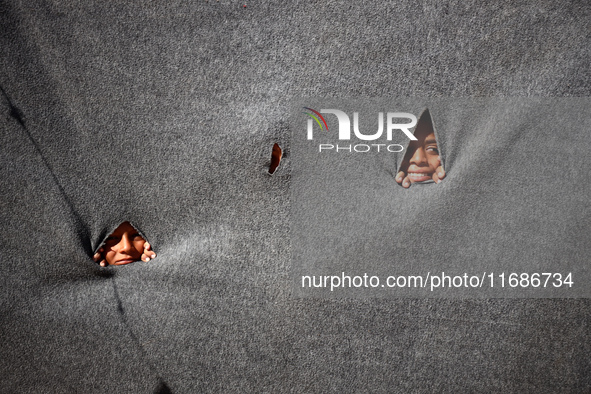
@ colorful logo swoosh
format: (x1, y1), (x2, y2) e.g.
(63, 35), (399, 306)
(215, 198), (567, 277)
(302, 107), (329, 132)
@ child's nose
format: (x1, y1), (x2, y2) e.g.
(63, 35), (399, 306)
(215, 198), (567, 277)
(410, 147), (428, 165)
(118, 233), (133, 253)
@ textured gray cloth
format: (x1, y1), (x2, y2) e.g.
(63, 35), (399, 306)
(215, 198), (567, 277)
(291, 98), (590, 297)
(1, 1), (590, 392)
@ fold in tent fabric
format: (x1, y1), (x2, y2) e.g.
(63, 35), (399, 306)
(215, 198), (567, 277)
(1, 1), (590, 392)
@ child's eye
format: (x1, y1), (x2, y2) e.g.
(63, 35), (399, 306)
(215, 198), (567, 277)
(426, 146), (439, 154)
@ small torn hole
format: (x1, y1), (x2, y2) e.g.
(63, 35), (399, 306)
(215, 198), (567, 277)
(269, 143), (282, 174)
(396, 109), (446, 188)
(94, 221), (156, 267)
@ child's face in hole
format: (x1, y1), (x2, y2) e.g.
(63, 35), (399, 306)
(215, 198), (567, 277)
(400, 125), (441, 183)
(103, 222), (146, 265)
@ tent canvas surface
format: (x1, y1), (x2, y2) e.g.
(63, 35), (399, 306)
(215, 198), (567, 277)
(1, 1), (590, 392)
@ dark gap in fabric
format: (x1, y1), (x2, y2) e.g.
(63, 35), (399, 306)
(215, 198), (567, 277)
(269, 143), (282, 174)
(396, 109), (445, 186)
(95, 221), (155, 267)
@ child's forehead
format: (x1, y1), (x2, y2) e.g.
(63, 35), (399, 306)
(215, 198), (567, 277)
(111, 221), (136, 236)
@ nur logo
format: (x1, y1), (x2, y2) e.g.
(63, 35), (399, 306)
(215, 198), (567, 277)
(303, 107), (418, 153)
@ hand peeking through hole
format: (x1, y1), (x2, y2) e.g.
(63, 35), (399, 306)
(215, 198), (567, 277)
(93, 221), (156, 267)
(395, 110), (445, 188)
(395, 153), (445, 188)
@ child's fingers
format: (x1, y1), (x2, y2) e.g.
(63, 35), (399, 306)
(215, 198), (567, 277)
(402, 176), (411, 188)
(436, 165), (446, 180)
(432, 166), (445, 184)
(395, 171), (405, 184)
(93, 247), (108, 266)
(142, 243), (156, 261)
(141, 242), (156, 262)
(433, 172), (442, 183)
(141, 251), (156, 262)
(94, 248), (105, 263)
(144, 243), (156, 258)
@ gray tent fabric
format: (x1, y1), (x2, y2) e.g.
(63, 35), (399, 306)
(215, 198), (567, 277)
(1, 1), (590, 392)
(290, 98), (590, 298)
